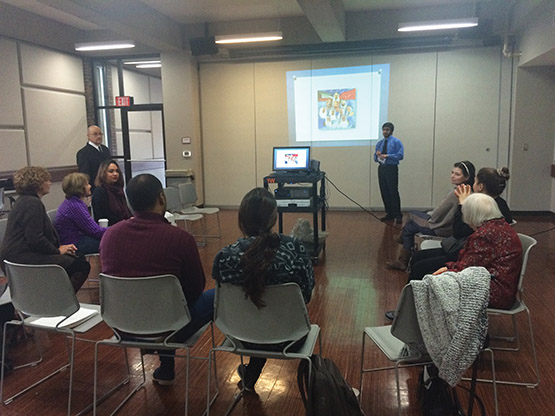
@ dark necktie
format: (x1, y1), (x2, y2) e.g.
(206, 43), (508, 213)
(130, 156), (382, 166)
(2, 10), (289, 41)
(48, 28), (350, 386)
(383, 139), (388, 154)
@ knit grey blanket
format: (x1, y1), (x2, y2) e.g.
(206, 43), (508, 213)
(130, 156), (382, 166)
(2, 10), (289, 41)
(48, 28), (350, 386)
(410, 266), (490, 386)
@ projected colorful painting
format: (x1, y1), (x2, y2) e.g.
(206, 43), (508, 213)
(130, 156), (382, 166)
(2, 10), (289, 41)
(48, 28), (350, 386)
(318, 88), (356, 130)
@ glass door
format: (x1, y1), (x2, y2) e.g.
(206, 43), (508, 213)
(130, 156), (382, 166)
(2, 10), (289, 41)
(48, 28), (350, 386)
(119, 104), (166, 185)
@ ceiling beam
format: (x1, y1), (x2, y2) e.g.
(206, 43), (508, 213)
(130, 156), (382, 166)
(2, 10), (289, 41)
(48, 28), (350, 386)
(296, 0), (345, 42)
(31, 0), (184, 51)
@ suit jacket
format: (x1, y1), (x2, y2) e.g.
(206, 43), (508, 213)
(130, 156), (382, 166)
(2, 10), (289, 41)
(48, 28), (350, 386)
(76, 142), (111, 185)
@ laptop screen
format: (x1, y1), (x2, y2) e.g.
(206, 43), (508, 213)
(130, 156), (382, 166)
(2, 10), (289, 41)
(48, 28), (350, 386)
(272, 147), (311, 172)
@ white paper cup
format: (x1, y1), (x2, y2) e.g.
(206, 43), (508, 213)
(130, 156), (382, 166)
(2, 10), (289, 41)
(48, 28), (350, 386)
(99, 218), (109, 228)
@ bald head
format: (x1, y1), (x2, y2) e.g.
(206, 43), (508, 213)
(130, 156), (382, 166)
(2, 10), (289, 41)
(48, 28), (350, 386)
(87, 125), (103, 146)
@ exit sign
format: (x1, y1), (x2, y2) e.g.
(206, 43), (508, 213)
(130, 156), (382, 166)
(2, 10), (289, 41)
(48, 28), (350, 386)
(115, 96), (134, 107)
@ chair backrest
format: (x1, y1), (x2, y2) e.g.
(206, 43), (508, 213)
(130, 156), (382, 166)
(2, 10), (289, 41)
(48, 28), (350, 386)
(3, 261), (79, 318)
(516, 233), (537, 293)
(46, 208), (57, 225)
(100, 273), (190, 336)
(214, 282), (311, 345)
(0, 187), (4, 212)
(163, 187), (183, 213)
(390, 284), (425, 345)
(0, 218), (7, 247)
(178, 182), (198, 208)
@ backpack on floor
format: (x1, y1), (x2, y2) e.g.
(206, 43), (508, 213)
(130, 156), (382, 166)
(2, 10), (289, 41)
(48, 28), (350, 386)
(419, 364), (485, 416)
(297, 354), (364, 416)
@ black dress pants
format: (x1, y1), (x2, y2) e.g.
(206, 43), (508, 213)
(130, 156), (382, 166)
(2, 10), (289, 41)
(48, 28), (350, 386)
(378, 164), (401, 219)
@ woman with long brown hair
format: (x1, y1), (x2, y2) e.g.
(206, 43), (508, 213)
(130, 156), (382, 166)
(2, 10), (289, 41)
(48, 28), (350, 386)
(212, 187), (314, 391)
(91, 159), (131, 226)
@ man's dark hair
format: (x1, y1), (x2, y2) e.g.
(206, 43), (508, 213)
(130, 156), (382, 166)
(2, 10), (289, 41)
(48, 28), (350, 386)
(382, 122), (394, 132)
(126, 174), (163, 212)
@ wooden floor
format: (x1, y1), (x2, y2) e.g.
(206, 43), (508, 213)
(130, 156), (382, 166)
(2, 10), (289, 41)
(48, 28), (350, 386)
(1, 209), (554, 416)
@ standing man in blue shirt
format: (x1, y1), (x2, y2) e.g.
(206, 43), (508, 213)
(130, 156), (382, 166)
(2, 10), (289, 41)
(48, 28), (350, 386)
(374, 122), (404, 224)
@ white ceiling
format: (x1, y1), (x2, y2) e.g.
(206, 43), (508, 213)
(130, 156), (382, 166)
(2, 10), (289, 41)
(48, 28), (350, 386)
(0, 0), (550, 64)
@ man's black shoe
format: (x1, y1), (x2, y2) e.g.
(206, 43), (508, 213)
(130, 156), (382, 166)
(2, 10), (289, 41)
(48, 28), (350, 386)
(385, 310), (396, 321)
(153, 365), (175, 386)
(380, 215), (395, 222)
(237, 364), (257, 391)
(394, 217), (403, 225)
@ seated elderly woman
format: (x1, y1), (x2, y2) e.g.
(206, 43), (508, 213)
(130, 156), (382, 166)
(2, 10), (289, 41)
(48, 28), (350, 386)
(0, 166), (89, 292)
(212, 187), (314, 392)
(386, 160), (475, 271)
(433, 193), (522, 309)
(92, 159), (131, 226)
(55, 172), (106, 255)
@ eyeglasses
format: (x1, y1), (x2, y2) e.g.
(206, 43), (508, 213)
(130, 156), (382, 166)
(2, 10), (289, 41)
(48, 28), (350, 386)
(88, 132), (104, 136)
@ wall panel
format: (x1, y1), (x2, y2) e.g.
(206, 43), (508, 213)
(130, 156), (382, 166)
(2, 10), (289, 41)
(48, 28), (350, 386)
(20, 43), (84, 92)
(0, 130), (27, 171)
(24, 88), (86, 167)
(201, 63), (257, 206)
(434, 47), (502, 204)
(0, 38), (23, 126)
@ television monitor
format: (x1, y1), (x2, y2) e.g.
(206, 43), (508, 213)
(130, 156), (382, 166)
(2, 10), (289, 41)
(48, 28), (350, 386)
(272, 147), (310, 172)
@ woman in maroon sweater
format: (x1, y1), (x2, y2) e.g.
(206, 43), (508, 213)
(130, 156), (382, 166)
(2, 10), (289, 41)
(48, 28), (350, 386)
(434, 193), (522, 309)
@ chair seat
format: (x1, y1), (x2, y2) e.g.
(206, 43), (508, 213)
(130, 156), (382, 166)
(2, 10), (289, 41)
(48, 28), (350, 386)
(363, 326), (427, 363)
(173, 213), (204, 222)
(420, 239), (442, 250)
(488, 300), (527, 315)
(216, 324), (320, 360)
(104, 322), (211, 349)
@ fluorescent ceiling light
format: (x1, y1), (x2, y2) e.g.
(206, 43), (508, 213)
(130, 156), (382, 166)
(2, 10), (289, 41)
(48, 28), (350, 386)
(75, 40), (135, 51)
(398, 17), (478, 32)
(124, 60), (161, 65)
(136, 63), (162, 68)
(215, 31), (283, 44)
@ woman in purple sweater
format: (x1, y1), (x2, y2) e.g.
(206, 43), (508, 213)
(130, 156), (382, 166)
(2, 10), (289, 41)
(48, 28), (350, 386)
(55, 173), (106, 255)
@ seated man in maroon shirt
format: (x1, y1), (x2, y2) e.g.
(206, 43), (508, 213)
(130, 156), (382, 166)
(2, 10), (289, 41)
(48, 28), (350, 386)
(100, 174), (214, 385)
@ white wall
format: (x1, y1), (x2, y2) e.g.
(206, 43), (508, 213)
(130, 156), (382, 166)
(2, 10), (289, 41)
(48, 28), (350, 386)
(0, 38), (86, 173)
(199, 46), (511, 209)
(510, 66), (555, 211)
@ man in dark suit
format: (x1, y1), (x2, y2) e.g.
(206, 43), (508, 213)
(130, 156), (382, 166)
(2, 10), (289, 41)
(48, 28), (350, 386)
(76, 125), (111, 188)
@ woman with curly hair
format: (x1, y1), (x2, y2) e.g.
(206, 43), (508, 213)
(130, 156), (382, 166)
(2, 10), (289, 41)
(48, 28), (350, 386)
(55, 172), (106, 255)
(91, 159), (131, 226)
(0, 166), (89, 292)
(212, 187), (314, 391)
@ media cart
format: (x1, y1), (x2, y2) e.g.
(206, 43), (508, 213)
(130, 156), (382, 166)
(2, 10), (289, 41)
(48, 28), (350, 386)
(263, 171), (326, 263)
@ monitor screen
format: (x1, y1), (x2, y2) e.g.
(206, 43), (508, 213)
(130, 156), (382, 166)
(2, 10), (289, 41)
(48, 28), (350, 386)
(272, 147), (310, 172)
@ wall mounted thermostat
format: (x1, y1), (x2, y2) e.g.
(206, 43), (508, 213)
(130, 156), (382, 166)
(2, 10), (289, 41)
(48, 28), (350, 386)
(182, 150), (192, 158)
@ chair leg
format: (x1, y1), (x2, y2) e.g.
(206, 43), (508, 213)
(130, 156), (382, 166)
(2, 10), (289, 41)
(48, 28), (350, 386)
(94, 345), (143, 416)
(469, 310), (540, 388)
(359, 331), (366, 404)
(2, 323), (68, 406)
(394, 362), (402, 416)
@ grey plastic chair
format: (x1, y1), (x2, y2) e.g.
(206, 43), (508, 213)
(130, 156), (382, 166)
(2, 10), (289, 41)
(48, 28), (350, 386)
(485, 233), (539, 387)
(46, 208), (57, 225)
(94, 274), (218, 416)
(208, 282), (321, 416)
(178, 182), (221, 238)
(359, 284), (498, 416)
(0, 218), (7, 245)
(0, 261), (103, 416)
(163, 187), (206, 246)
